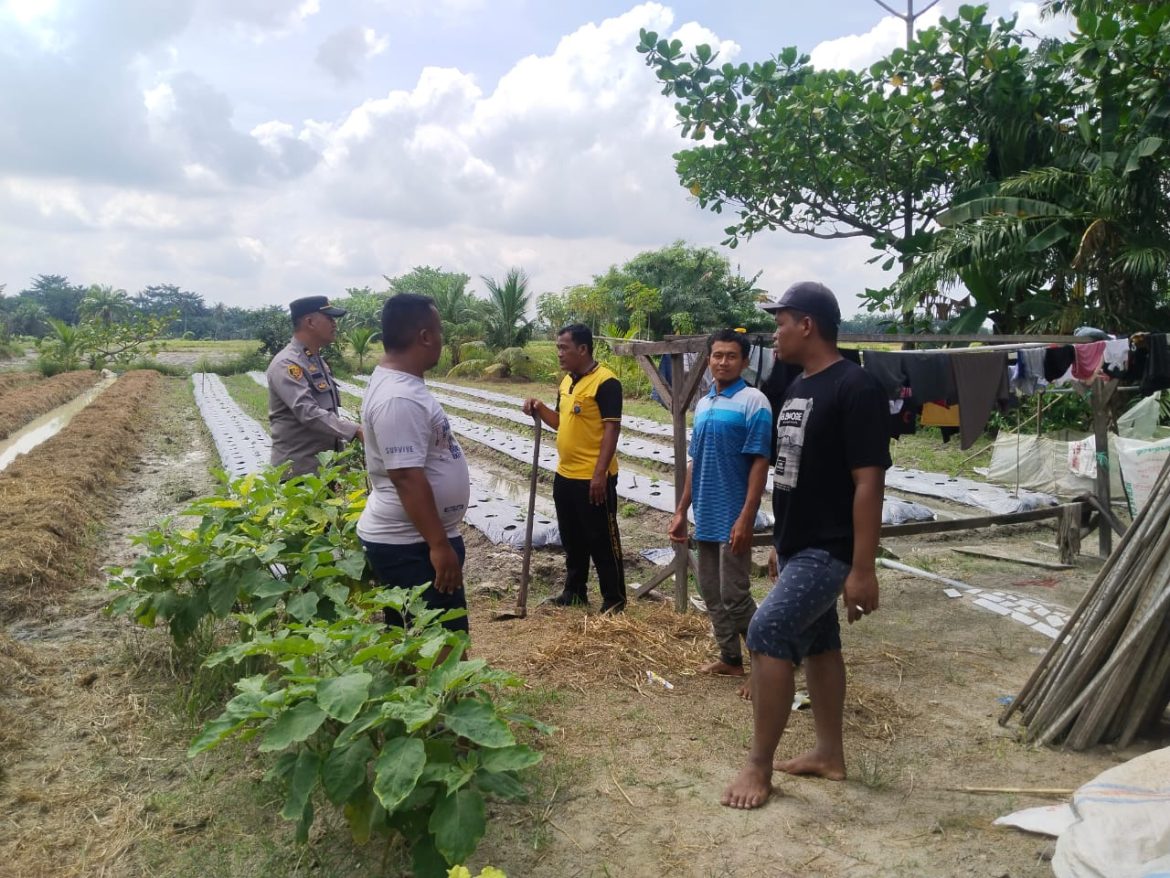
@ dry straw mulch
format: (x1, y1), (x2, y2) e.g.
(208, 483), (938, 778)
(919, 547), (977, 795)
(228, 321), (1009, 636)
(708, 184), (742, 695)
(0, 371), (44, 394)
(0, 370), (99, 439)
(505, 602), (714, 690)
(495, 605), (918, 742)
(0, 370), (161, 615)
(0, 633), (41, 778)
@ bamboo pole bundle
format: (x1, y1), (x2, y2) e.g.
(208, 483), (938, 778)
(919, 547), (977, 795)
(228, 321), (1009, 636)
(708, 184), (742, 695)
(1003, 454), (1170, 749)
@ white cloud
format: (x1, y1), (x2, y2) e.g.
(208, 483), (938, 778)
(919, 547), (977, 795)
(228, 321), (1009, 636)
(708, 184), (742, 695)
(1009, 1), (1074, 40)
(4, 0), (56, 23)
(143, 81), (176, 117)
(810, 5), (943, 71)
(304, 2), (742, 249)
(315, 25), (389, 83)
(200, 0), (319, 39)
(0, 2), (892, 313)
(381, 0), (487, 26)
(1, 0), (63, 49)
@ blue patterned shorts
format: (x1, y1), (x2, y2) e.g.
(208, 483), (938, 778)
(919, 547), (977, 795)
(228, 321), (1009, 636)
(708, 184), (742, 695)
(746, 547), (851, 664)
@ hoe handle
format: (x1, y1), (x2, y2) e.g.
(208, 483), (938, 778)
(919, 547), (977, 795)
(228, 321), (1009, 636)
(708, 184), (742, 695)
(515, 413), (542, 614)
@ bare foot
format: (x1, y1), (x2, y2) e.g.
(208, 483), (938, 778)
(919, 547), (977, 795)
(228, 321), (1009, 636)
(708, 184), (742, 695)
(721, 760), (773, 809)
(774, 749), (846, 781)
(737, 677), (751, 700)
(698, 659), (745, 677)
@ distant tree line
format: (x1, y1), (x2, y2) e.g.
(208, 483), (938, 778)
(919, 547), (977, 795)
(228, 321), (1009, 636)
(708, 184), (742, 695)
(1, 241), (792, 359)
(0, 275), (268, 341)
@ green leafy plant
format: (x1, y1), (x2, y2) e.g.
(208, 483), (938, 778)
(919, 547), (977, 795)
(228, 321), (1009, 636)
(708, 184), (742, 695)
(106, 450), (370, 645)
(190, 586), (548, 877)
(341, 326), (381, 372)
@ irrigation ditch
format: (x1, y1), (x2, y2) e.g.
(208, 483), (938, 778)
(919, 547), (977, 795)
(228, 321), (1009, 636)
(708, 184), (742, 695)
(0, 370), (162, 616)
(0, 370), (100, 439)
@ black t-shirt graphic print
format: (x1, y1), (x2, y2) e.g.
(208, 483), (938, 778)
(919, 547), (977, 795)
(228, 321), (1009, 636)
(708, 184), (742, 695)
(772, 359), (891, 564)
(773, 396), (813, 490)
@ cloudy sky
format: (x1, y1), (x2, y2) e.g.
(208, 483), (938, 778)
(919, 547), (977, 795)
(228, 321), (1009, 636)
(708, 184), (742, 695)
(0, 0), (1070, 315)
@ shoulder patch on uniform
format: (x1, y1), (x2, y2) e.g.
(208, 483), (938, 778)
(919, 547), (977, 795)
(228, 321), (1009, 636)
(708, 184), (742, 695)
(287, 364), (304, 380)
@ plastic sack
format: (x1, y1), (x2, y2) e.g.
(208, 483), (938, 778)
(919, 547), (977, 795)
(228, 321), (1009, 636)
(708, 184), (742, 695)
(1116, 435), (1170, 514)
(1053, 746), (1170, 878)
(1117, 394), (1161, 440)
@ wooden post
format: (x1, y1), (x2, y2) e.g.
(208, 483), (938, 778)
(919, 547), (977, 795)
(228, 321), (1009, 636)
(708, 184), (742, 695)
(635, 353), (672, 408)
(670, 352), (689, 613)
(1091, 380), (1117, 557)
(1057, 504), (1082, 566)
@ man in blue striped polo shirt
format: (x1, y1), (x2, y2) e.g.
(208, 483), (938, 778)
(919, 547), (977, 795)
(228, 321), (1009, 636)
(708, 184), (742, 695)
(669, 329), (772, 685)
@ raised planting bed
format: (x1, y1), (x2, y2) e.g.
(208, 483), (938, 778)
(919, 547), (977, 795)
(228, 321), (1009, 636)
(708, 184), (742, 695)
(0, 370), (99, 439)
(0, 370), (161, 614)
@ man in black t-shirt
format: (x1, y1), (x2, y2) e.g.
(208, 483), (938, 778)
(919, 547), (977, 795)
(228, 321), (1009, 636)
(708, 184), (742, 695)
(722, 282), (891, 810)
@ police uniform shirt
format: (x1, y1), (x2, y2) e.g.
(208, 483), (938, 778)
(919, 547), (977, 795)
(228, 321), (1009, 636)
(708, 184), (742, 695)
(266, 341), (358, 476)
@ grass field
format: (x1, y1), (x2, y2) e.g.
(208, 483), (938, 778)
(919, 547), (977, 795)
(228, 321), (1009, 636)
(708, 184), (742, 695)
(158, 338), (258, 353)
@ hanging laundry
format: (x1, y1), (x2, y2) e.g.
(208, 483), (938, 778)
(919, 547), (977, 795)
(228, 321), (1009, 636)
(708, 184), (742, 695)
(1073, 326), (1111, 341)
(889, 388), (918, 439)
(1127, 343), (1149, 384)
(921, 402), (960, 427)
(1139, 333), (1170, 396)
(952, 352), (1011, 450)
(1014, 347), (1047, 395)
(904, 354), (957, 405)
(1044, 345), (1075, 382)
(1071, 340), (1107, 381)
(861, 350), (906, 398)
(1102, 339), (1131, 377)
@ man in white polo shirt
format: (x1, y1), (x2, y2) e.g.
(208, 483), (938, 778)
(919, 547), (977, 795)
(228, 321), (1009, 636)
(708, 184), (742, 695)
(357, 293), (471, 633)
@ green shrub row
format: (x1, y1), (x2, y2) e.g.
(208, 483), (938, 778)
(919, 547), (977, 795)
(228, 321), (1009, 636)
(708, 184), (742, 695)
(107, 449), (543, 876)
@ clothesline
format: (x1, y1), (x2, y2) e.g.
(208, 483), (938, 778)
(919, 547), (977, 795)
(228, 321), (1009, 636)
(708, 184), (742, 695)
(848, 341), (1055, 355)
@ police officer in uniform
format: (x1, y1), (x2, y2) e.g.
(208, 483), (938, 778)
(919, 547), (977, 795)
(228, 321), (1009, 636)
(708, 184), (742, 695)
(266, 295), (363, 477)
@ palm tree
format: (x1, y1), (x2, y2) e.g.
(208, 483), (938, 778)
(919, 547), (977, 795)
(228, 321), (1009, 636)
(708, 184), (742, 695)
(481, 268), (535, 350)
(430, 276), (483, 365)
(39, 318), (85, 371)
(341, 326), (380, 372)
(895, 152), (1170, 334)
(79, 285), (131, 327)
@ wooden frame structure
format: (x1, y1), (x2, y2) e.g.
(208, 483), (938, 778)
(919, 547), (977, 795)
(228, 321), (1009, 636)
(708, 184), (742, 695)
(614, 332), (1122, 611)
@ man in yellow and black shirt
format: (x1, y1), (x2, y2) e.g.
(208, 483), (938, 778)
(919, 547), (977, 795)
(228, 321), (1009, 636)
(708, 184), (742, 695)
(523, 324), (626, 613)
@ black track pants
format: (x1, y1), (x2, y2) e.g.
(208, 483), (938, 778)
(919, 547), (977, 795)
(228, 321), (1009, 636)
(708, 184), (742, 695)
(552, 473), (626, 607)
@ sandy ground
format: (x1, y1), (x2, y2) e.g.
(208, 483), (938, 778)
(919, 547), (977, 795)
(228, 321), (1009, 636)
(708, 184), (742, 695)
(1, 377), (1163, 878)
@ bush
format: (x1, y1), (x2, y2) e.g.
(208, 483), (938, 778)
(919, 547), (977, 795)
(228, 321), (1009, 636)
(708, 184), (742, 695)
(446, 359), (490, 378)
(35, 354), (70, 377)
(494, 347), (539, 380)
(459, 341), (489, 361)
(601, 356), (651, 398)
(988, 388), (1093, 435)
(107, 448), (545, 874)
(107, 449), (370, 644)
(0, 338), (25, 360)
(193, 587), (546, 876)
(122, 358), (189, 377)
(207, 347), (271, 376)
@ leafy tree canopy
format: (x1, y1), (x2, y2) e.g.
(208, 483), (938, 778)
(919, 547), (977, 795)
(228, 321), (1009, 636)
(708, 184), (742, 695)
(640, 2), (1170, 333)
(544, 241), (769, 339)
